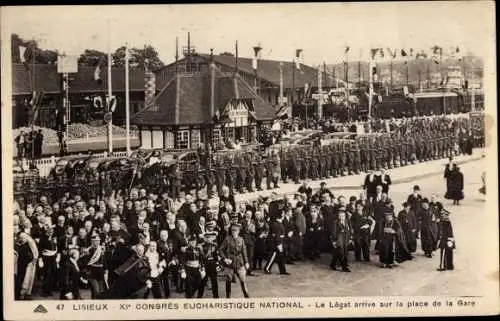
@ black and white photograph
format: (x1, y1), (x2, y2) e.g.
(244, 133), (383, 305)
(1, 2), (498, 319)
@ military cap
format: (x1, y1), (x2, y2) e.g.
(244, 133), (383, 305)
(413, 185), (420, 191)
(320, 181), (327, 186)
(296, 201), (305, 208)
(422, 198), (429, 204)
(349, 196), (357, 202)
(402, 201), (409, 207)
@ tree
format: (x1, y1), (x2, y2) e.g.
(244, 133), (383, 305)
(112, 44), (164, 71)
(11, 33), (59, 64)
(77, 49), (108, 67)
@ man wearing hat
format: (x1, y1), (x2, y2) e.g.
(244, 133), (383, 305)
(264, 212), (289, 275)
(218, 222), (250, 298)
(437, 209), (455, 271)
(419, 198), (438, 258)
(407, 185), (423, 237)
(180, 235), (204, 298)
(397, 202), (417, 253)
(199, 232), (220, 298)
(350, 201), (373, 262)
(330, 207), (353, 272)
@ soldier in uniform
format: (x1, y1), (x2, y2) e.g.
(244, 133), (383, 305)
(280, 149), (289, 184)
(254, 154), (264, 191)
(180, 235), (204, 298)
(236, 154), (247, 194)
(199, 232), (219, 298)
(205, 164), (216, 199)
(171, 162), (182, 200)
(214, 156), (225, 196)
(289, 149), (300, 184)
(302, 148), (311, 180)
(346, 142), (354, 175)
(310, 148), (319, 180)
(245, 153), (255, 193)
(228, 155), (238, 195)
(219, 223), (250, 298)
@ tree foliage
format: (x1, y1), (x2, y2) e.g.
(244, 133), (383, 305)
(11, 33), (59, 64)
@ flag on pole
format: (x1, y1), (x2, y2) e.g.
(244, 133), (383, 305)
(370, 48), (379, 60)
(379, 48), (384, 58)
(401, 49), (408, 57)
(344, 46), (350, 54)
(387, 48), (396, 59)
(432, 45), (443, 55)
(295, 49), (302, 71)
(94, 57), (105, 84)
(19, 46), (27, 63)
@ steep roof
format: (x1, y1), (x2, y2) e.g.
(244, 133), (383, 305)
(12, 63), (146, 95)
(131, 66), (276, 126)
(198, 54), (329, 89)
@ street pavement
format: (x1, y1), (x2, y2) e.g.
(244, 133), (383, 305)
(29, 156), (495, 299)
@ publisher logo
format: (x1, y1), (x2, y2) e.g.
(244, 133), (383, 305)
(34, 304), (48, 313)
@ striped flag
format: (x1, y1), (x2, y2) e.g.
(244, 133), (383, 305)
(94, 57), (105, 85)
(29, 91), (44, 125)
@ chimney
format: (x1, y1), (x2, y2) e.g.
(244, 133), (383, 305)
(144, 70), (156, 109)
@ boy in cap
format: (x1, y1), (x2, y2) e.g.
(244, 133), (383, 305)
(219, 223), (250, 298)
(437, 209), (455, 271)
(330, 207), (353, 272)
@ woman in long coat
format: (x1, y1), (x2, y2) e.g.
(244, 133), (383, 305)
(445, 164), (464, 205)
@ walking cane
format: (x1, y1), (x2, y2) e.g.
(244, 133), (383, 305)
(128, 166), (138, 195)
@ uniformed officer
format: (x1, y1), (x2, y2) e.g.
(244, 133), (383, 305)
(264, 212), (290, 275)
(228, 155), (238, 194)
(180, 235), (204, 298)
(218, 223), (250, 298)
(199, 232), (219, 298)
(82, 234), (105, 299)
(39, 224), (59, 297)
(236, 154), (247, 194)
(215, 156), (225, 196)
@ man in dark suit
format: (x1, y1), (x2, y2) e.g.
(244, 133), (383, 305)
(330, 208), (353, 272)
(380, 170), (392, 195)
(363, 170), (381, 201)
(60, 249), (82, 300)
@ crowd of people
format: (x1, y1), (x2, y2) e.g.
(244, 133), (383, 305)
(15, 129), (45, 159)
(13, 169), (457, 301)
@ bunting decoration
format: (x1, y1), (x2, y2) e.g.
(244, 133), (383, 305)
(28, 90), (44, 125)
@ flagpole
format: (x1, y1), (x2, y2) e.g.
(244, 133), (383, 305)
(125, 42), (130, 156)
(368, 53), (373, 121)
(279, 62), (284, 108)
(107, 21), (113, 154)
(318, 64), (323, 119)
(31, 42), (36, 161)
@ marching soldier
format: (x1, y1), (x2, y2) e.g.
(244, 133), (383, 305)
(310, 148), (319, 180)
(215, 156), (226, 196)
(236, 154), (247, 194)
(280, 149), (289, 183)
(245, 153), (255, 193)
(228, 155), (238, 194)
(324, 146), (332, 178)
(254, 155), (264, 192)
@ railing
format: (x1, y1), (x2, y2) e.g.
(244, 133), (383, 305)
(31, 151), (130, 177)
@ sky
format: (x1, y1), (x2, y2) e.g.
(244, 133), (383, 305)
(1, 2), (495, 66)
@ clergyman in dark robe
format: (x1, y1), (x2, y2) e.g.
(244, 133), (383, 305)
(445, 164), (464, 205)
(437, 209), (455, 271)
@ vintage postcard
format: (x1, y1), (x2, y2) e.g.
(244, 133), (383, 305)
(1, 2), (498, 320)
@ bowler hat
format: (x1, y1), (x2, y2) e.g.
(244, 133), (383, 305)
(413, 185), (420, 191)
